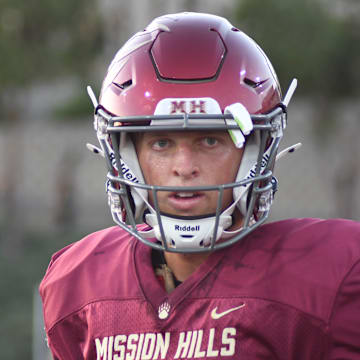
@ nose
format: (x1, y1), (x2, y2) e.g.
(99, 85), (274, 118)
(172, 144), (200, 180)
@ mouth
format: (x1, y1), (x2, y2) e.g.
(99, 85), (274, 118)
(167, 191), (205, 212)
(174, 192), (199, 198)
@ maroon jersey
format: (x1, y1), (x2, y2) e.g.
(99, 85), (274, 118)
(40, 218), (360, 359)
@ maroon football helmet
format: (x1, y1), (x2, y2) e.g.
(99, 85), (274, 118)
(87, 12), (297, 252)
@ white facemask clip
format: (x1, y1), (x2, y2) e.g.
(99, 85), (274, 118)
(224, 102), (253, 148)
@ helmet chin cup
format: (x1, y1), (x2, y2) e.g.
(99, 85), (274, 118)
(143, 213), (233, 251)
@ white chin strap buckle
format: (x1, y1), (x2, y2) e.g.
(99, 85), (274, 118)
(144, 213), (232, 250)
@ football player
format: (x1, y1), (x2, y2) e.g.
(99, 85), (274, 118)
(40, 12), (360, 359)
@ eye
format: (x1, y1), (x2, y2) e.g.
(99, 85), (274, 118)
(152, 139), (169, 150)
(202, 137), (218, 147)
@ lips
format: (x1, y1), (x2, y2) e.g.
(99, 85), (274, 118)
(167, 191), (205, 212)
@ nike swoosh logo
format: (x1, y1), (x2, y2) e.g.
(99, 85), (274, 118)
(211, 303), (245, 320)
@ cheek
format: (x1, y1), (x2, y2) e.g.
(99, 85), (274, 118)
(211, 151), (242, 206)
(138, 154), (171, 208)
(139, 153), (169, 186)
(206, 151), (242, 184)
(222, 188), (235, 208)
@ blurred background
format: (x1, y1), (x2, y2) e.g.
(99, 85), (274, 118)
(0, 0), (359, 358)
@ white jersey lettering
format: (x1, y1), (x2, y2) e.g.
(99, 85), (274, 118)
(221, 327), (236, 356)
(207, 328), (219, 357)
(95, 328), (236, 359)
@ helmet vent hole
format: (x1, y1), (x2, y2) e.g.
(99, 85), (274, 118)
(113, 79), (133, 90)
(244, 78), (258, 88)
(244, 78), (267, 89)
(231, 27), (240, 32)
(120, 79), (133, 89)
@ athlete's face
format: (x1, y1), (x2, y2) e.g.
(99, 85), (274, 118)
(135, 131), (243, 218)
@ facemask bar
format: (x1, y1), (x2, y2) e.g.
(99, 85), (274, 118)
(106, 167), (273, 253)
(98, 110), (280, 133)
(148, 185), (225, 252)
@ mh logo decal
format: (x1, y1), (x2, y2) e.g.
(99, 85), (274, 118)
(154, 97), (221, 117)
(170, 100), (206, 114)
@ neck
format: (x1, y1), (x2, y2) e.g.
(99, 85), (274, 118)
(164, 251), (210, 282)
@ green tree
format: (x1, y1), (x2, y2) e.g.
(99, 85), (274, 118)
(0, 0), (103, 120)
(0, 0), (103, 88)
(0, 2), (103, 358)
(233, 0), (359, 99)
